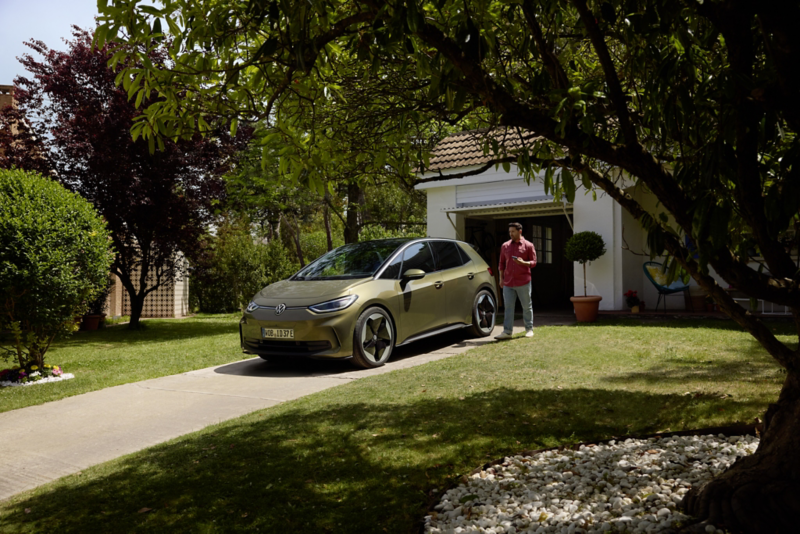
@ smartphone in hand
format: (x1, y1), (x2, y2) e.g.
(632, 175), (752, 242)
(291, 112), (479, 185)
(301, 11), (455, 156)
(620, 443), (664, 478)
(512, 256), (519, 260)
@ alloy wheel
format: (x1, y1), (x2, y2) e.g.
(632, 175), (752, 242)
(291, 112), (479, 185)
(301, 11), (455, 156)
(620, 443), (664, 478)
(476, 294), (496, 332)
(360, 313), (393, 363)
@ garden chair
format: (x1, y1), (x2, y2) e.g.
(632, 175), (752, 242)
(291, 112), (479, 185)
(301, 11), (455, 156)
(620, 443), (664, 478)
(643, 261), (690, 312)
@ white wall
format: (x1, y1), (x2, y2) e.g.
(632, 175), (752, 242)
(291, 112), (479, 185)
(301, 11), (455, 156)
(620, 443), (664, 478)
(424, 186), (463, 239)
(572, 188), (624, 310)
(621, 188), (645, 307)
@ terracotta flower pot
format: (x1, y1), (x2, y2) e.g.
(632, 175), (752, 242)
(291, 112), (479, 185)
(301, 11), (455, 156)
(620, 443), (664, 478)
(82, 314), (105, 331)
(570, 295), (603, 322)
(630, 305), (640, 314)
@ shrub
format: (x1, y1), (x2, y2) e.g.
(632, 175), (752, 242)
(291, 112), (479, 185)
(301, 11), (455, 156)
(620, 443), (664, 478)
(300, 230), (340, 264)
(189, 218), (299, 312)
(564, 231), (607, 297)
(0, 169), (114, 368)
(360, 224), (427, 242)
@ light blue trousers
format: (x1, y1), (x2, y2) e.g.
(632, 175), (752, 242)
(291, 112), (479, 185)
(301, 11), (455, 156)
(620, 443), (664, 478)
(503, 282), (534, 333)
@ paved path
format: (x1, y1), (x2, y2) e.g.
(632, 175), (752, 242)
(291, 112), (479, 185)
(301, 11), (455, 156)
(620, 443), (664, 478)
(1, 318), (574, 502)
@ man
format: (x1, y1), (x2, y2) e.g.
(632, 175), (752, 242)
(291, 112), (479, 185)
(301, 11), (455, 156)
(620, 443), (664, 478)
(495, 222), (537, 340)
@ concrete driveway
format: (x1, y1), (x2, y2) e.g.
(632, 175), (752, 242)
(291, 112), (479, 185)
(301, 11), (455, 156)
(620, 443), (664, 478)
(0, 323), (531, 502)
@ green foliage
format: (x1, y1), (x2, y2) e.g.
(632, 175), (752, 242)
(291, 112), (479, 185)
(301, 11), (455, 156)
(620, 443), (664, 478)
(96, 1), (800, 378)
(0, 169), (114, 368)
(564, 231), (607, 264)
(189, 218), (298, 313)
(299, 230), (338, 263)
(360, 224), (426, 242)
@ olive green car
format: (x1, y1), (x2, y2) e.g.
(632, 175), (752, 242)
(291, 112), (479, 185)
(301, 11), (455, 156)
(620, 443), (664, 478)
(240, 238), (497, 368)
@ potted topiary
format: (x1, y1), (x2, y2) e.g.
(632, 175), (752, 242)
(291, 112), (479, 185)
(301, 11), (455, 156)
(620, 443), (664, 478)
(565, 231), (607, 322)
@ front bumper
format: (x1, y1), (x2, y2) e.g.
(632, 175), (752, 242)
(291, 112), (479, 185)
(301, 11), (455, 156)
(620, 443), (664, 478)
(239, 306), (357, 359)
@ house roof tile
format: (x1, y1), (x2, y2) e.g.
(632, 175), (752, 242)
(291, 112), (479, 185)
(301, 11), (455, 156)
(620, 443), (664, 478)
(422, 128), (539, 172)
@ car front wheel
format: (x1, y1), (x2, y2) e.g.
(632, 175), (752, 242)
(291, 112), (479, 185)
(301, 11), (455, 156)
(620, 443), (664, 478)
(469, 290), (496, 337)
(351, 307), (395, 369)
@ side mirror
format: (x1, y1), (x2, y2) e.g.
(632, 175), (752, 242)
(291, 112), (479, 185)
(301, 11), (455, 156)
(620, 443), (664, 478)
(402, 268), (426, 280)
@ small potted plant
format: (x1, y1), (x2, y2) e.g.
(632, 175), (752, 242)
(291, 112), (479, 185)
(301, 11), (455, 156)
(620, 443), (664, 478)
(81, 277), (112, 331)
(565, 231), (607, 322)
(624, 290), (641, 313)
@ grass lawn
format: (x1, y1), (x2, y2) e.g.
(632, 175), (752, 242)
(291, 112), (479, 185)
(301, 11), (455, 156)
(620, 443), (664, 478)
(0, 314), (248, 413)
(0, 318), (794, 533)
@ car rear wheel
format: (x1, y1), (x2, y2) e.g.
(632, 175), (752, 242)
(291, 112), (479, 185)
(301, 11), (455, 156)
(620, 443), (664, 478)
(351, 307), (395, 369)
(469, 290), (496, 337)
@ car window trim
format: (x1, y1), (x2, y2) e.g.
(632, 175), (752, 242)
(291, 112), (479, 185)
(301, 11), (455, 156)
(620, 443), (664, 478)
(293, 239), (409, 280)
(374, 238), (473, 279)
(373, 238), (427, 280)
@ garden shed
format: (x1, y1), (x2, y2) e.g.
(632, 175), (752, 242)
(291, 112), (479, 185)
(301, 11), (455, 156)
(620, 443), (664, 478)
(415, 129), (792, 314)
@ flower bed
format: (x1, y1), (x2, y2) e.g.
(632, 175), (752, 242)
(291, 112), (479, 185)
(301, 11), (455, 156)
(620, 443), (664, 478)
(0, 364), (74, 387)
(425, 434), (759, 534)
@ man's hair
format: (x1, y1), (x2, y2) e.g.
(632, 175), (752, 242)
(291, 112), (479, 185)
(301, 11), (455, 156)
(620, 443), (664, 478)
(508, 222), (523, 231)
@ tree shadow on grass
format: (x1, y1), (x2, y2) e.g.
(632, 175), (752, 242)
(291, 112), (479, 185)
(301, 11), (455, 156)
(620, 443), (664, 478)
(0, 387), (769, 534)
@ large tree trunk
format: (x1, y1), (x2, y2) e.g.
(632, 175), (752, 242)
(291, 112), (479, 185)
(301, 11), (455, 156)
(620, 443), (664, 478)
(682, 371), (800, 533)
(127, 292), (145, 330)
(344, 181), (361, 244)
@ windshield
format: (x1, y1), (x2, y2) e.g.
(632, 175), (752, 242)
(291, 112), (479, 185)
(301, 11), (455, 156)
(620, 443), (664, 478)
(292, 239), (409, 280)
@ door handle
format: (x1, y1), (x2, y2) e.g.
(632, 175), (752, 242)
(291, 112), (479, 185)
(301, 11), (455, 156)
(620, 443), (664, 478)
(434, 281), (443, 289)
(467, 272), (475, 280)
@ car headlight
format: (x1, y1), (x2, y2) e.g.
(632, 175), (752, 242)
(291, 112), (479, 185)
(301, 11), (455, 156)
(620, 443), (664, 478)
(246, 301), (260, 313)
(309, 295), (358, 313)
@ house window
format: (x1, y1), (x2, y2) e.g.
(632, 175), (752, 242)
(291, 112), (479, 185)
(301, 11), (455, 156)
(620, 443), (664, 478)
(530, 225), (553, 264)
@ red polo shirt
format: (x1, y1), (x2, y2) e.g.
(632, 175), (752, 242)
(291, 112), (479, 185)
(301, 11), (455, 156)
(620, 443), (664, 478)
(498, 237), (537, 287)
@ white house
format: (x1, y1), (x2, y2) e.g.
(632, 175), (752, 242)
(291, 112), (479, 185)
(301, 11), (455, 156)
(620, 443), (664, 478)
(415, 129), (786, 313)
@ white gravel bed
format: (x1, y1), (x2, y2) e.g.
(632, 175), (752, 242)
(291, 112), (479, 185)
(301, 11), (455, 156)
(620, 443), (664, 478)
(425, 434), (759, 534)
(1, 373), (75, 387)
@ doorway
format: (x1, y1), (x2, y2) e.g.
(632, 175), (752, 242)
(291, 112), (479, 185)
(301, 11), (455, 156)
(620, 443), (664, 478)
(492, 215), (574, 310)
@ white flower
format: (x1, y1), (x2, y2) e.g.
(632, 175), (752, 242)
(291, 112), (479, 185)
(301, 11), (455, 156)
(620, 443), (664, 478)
(30, 371), (41, 377)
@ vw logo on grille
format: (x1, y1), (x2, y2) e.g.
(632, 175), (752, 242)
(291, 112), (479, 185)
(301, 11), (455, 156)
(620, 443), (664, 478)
(275, 303), (286, 315)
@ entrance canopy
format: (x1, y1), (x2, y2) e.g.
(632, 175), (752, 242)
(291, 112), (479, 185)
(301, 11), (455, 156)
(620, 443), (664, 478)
(442, 198), (573, 219)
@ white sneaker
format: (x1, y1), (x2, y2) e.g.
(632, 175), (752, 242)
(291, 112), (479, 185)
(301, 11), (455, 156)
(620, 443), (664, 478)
(525, 330), (534, 338)
(494, 332), (513, 340)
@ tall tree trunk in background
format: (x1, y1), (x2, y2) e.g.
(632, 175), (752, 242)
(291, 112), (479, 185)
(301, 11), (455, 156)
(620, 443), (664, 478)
(323, 191), (333, 252)
(114, 256), (151, 330)
(281, 213), (305, 266)
(344, 181), (361, 244)
(128, 292), (145, 329)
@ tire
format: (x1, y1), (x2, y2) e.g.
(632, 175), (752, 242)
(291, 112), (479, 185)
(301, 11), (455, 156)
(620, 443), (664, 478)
(469, 289), (497, 338)
(351, 306), (395, 369)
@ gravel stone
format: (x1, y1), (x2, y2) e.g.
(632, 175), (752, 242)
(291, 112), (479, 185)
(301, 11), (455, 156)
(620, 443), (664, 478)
(425, 434), (758, 534)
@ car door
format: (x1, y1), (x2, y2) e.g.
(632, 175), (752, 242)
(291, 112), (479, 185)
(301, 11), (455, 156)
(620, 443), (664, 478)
(395, 241), (447, 340)
(430, 240), (475, 325)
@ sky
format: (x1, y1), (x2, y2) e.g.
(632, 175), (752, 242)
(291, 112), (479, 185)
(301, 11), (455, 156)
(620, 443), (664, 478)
(1, 0), (100, 84)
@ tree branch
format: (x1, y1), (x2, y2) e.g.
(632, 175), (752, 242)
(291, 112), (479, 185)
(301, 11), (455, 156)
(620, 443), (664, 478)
(570, 0), (638, 147)
(521, 0), (570, 90)
(415, 156), (517, 184)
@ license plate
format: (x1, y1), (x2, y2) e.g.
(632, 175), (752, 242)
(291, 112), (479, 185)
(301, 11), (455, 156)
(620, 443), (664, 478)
(262, 328), (294, 339)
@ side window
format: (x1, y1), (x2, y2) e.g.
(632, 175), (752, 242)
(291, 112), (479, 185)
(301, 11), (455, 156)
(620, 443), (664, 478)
(456, 243), (474, 265)
(379, 254), (403, 280)
(401, 242), (435, 274)
(431, 241), (464, 271)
